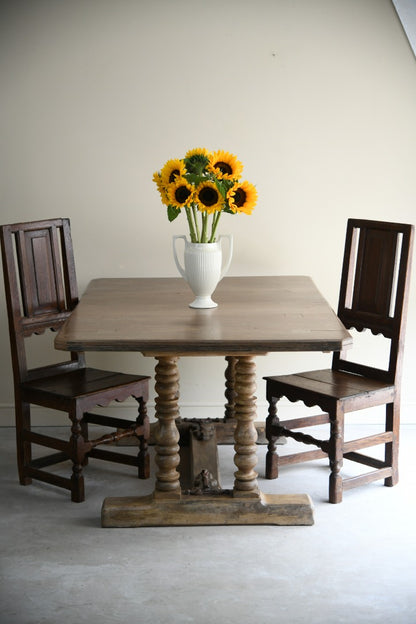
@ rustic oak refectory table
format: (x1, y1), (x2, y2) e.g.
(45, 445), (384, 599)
(55, 276), (351, 527)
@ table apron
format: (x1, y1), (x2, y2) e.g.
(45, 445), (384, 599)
(142, 351), (269, 357)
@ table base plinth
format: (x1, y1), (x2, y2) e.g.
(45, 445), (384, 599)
(101, 492), (314, 527)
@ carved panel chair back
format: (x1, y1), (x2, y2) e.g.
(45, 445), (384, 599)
(264, 219), (414, 503)
(1, 218), (150, 502)
(335, 220), (412, 384)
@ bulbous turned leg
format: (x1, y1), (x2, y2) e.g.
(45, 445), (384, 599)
(233, 356), (259, 498)
(224, 356), (237, 421)
(329, 406), (344, 504)
(154, 356), (181, 498)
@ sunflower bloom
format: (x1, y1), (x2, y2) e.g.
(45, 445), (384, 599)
(208, 150), (243, 180)
(184, 147), (211, 176)
(227, 180), (258, 215)
(153, 147), (257, 243)
(167, 177), (194, 209)
(153, 171), (169, 206)
(185, 147), (211, 160)
(195, 181), (224, 214)
(161, 159), (186, 187)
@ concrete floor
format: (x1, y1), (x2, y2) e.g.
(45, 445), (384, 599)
(1, 424), (415, 624)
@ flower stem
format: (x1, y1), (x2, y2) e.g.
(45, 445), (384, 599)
(209, 212), (222, 242)
(192, 205), (201, 242)
(185, 206), (197, 242)
(201, 212), (209, 243)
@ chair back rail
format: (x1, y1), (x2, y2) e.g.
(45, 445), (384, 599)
(334, 219), (414, 384)
(0, 218), (85, 384)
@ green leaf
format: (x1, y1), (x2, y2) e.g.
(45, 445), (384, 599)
(214, 179), (225, 197)
(184, 154), (209, 175)
(167, 205), (181, 222)
(223, 206), (236, 215)
(214, 178), (234, 198)
(184, 173), (204, 187)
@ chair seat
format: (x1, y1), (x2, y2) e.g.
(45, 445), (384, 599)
(22, 367), (149, 402)
(265, 369), (394, 401)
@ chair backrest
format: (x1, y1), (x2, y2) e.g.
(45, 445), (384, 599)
(333, 218), (414, 384)
(0, 218), (85, 384)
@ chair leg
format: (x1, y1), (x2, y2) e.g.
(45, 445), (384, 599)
(384, 402), (399, 487)
(136, 397), (150, 479)
(69, 408), (86, 503)
(328, 405), (344, 504)
(80, 418), (89, 466)
(16, 401), (32, 485)
(265, 394), (279, 479)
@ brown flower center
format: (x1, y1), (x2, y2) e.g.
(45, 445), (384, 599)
(214, 161), (232, 175)
(233, 188), (247, 207)
(169, 169), (180, 183)
(175, 185), (191, 204)
(198, 186), (219, 207)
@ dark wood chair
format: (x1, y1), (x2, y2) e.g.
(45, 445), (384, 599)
(1, 218), (151, 502)
(264, 219), (414, 503)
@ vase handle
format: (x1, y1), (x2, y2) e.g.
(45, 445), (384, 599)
(218, 234), (233, 279)
(172, 235), (187, 279)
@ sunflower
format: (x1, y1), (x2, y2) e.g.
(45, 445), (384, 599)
(152, 171), (169, 205)
(167, 177), (194, 209)
(160, 158), (186, 187)
(185, 147), (211, 160)
(208, 150), (243, 180)
(184, 147), (211, 176)
(227, 180), (258, 215)
(195, 181), (224, 214)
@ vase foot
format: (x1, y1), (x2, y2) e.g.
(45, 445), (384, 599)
(189, 296), (218, 309)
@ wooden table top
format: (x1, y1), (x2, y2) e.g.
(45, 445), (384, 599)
(54, 276), (352, 356)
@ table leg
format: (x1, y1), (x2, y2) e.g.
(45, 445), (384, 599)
(224, 356), (236, 421)
(233, 355), (259, 498)
(154, 356), (181, 498)
(101, 354), (314, 527)
(218, 355), (267, 444)
(146, 354), (267, 446)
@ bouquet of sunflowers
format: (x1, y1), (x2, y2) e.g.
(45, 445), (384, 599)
(153, 147), (257, 243)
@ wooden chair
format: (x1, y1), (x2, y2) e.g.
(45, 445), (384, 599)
(264, 219), (414, 503)
(0, 218), (151, 502)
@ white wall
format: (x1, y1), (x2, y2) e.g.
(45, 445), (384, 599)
(1, 0), (415, 425)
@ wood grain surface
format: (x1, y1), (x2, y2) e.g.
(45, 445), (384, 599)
(55, 276), (351, 355)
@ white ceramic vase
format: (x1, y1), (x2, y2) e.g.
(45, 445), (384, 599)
(172, 235), (233, 308)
